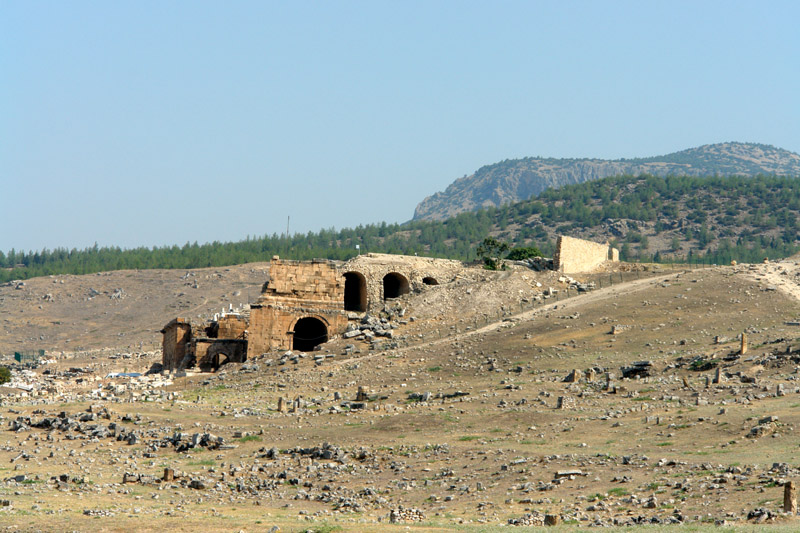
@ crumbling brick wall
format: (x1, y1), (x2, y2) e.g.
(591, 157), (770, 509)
(554, 235), (618, 273)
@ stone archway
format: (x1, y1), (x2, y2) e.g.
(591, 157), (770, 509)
(214, 352), (229, 370)
(292, 317), (328, 352)
(383, 272), (410, 300)
(343, 271), (367, 312)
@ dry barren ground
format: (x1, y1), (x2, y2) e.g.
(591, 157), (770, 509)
(3, 260), (800, 531)
(0, 263), (271, 354)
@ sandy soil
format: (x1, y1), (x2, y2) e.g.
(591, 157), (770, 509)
(3, 261), (800, 531)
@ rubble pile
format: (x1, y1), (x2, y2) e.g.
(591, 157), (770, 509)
(508, 511), (546, 526)
(389, 506), (425, 523)
(343, 313), (401, 342)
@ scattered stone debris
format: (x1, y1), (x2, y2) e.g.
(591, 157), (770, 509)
(83, 509), (115, 517)
(611, 324), (631, 335)
(508, 511), (546, 526)
(747, 507), (777, 523)
(389, 506), (425, 523)
(6, 252), (800, 529)
(621, 361), (653, 379)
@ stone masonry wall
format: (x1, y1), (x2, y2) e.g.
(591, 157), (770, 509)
(194, 338), (248, 371)
(164, 254), (471, 365)
(246, 254), (463, 356)
(161, 318), (191, 371)
(247, 257), (347, 357)
(554, 235), (618, 273)
(247, 305), (347, 356)
(343, 253), (463, 306)
(263, 258), (343, 303)
(216, 315), (248, 339)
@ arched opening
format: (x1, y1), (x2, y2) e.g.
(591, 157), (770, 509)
(214, 352), (228, 370)
(383, 272), (410, 300)
(343, 271), (367, 312)
(422, 277), (439, 286)
(292, 317), (328, 352)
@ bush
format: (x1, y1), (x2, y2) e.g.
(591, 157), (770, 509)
(507, 246), (542, 260)
(0, 367), (11, 385)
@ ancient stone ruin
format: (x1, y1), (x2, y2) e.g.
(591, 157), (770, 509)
(161, 253), (463, 372)
(161, 236), (617, 372)
(554, 235), (618, 274)
(161, 314), (248, 372)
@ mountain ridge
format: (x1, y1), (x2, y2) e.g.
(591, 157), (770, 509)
(413, 142), (800, 221)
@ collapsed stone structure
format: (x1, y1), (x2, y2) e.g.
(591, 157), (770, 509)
(161, 237), (616, 372)
(161, 314), (248, 372)
(161, 253), (462, 372)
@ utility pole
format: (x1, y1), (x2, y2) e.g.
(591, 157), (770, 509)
(285, 216), (290, 257)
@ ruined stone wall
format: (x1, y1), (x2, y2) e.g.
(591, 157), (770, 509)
(162, 254), (471, 365)
(247, 257), (347, 356)
(247, 306), (347, 356)
(194, 339), (248, 371)
(247, 306), (286, 356)
(342, 253), (463, 307)
(554, 235), (618, 274)
(216, 315), (248, 339)
(264, 258), (343, 303)
(161, 318), (191, 371)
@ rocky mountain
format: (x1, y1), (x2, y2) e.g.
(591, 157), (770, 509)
(413, 142), (800, 221)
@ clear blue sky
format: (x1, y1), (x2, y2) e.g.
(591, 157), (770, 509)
(2, 1), (798, 252)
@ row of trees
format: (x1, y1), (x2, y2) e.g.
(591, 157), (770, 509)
(3, 174), (800, 282)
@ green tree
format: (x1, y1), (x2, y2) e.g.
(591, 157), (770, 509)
(477, 237), (510, 270)
(0, 367), (10, 385)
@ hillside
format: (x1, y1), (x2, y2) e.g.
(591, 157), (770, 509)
(5, 174), (800, 284)
(5, 258), (800, 529)
(413, 142), (800, 221)
(0, 263), (270, 354)
(477, 174), (800, 264)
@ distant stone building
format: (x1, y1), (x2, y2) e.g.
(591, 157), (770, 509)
(160, 318), (191, 371)
(161, 253), (462, 372)
(247, 258), (348, 356)
(161, 240), (615, 371)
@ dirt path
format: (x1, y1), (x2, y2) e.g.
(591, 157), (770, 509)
(468, 270), (683, 335)
(737, 260), (800, 303)
(332, 270), (684, 366)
